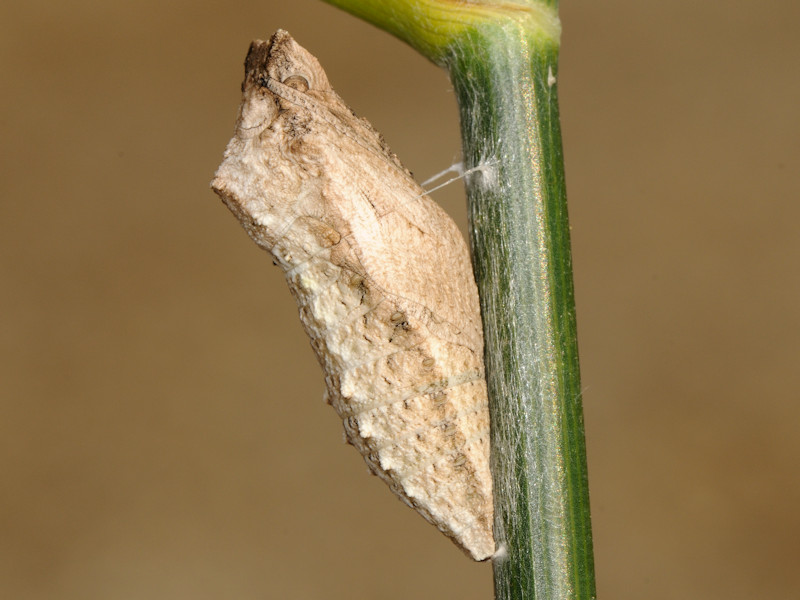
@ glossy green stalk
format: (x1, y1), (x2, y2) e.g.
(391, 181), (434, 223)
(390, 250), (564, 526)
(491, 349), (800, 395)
(319, 2), (595, 599)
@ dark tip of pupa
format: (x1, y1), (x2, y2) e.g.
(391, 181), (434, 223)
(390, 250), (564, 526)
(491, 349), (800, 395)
(243, 30), (295, 89)
(243, 39), (270, 91)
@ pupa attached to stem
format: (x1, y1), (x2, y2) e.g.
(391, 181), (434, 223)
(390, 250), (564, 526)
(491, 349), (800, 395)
(211, 30), (493, 561)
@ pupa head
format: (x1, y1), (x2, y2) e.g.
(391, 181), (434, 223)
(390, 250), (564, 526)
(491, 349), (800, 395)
(211, 31), (336, 250)
(235, 30), (334, 135)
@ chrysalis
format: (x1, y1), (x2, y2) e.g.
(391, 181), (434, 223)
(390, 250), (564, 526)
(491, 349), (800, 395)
(211, 30), (493, 560)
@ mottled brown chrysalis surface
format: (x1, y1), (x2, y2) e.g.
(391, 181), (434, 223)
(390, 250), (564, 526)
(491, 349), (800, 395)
(211, 30), (493, 560)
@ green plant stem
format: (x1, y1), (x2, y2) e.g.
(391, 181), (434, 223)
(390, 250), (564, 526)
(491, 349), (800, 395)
(320, 2), (595, 598)
(446, 24), (595, 600)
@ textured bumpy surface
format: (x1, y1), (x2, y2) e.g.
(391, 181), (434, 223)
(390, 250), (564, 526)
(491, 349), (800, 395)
(211, 30), (493, 560)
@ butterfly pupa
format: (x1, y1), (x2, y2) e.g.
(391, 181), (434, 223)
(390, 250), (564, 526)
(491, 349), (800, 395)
(211, 30), (494, 561)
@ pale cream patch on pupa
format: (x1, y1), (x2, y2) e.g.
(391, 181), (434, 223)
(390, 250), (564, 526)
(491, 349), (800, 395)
(211, 30), (493, 561)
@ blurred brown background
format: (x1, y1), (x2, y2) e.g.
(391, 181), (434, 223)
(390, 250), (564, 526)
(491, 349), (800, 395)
(2, 0), (799, 598)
